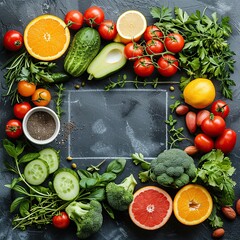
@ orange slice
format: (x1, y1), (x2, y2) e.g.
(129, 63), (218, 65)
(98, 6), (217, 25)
(129, 186), (173, 230)
(173, 184), (213, 225)
(116, 10), (147, 44)
(24, 14), (70, 61)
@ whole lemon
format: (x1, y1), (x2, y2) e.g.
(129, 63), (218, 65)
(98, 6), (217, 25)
(183, 78), (216, 109)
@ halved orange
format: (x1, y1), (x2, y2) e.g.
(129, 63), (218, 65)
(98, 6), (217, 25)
(173, 184), (213, 225)
(116, 10), (147, 44)
(24, 14), (70, 61)
(129, 186), (173, 230)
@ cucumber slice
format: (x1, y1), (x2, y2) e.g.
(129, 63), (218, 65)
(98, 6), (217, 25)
(53, 168), (80, 201)
(39, 148), (60, 174)
(24, 159), (49, 185)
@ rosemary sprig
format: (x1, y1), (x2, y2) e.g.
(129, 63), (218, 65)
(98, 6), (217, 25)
(55, 83), (65, 118)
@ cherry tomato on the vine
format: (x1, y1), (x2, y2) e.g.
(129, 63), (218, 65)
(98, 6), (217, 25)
(143, 25), (163, 42)
(84, 6), (105, 27)
(124, 42), (143, 60)
(211, 100), (230, 119)
(13, 102), (32, 119)
(98, 20), (118, 41)
(157, 54), (179, 77)
(17, 80), (37, 97)
(164, 33), (185, 53)
(133, 57), (155, 77)
(215, 128), (237, 154)
(64, 10), (84, 30)
(5, 119), (23, 139)
(3, 30), (23, 51)
(146, 39), (164, 55)
(201, 113), (226, 137)
(194, 133), (214, 153)
(32, 88), (51, 106)
(52, 212), (70, 229)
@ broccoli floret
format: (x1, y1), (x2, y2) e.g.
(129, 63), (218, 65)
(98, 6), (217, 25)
(150, 148), (197, 188)
(65, 200), (103, 239)
(106, 174), (137, 211)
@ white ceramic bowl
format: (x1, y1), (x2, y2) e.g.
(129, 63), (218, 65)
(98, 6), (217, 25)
(22, 106), (60, 145)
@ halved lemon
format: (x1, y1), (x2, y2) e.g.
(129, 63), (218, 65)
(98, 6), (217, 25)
(24, 14), (70, 61)
(116, 10), (147, 44)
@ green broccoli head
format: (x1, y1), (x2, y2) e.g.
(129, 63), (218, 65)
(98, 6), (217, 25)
(65, 200), (103, 239)
(150, 148), (197, 188)
(106, 174), (137, 211)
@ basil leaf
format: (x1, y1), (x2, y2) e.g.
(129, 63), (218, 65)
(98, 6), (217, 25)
(106, 158), (126, 174)
(80, 178), (98, 189)
(10, 197), (25, 213)
(19, 153), (40, 164)
(87, 188), (105, 201)
(19, 200), (30, 217)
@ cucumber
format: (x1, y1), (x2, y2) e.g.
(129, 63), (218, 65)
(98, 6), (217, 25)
(64, 27), (101, 77)
(53, 168), (80, 201)
(87, 42), (127, 80)
(39, 148), (60, 174)
(24, 159), (49, 185)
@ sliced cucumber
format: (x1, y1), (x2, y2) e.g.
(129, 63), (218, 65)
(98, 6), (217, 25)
(53, 168), (80, 201)
(39, 148), (60, 174)
(24, 159), (49, 185)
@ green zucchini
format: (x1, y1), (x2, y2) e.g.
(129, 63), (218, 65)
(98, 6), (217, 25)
(64, 27), (101, 77)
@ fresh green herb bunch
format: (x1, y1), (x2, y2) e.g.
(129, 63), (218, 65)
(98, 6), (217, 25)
(151, 6), (236, 99)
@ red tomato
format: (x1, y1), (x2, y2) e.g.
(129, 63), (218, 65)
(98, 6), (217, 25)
(17, 80), (36, 97)
(31, 88), (51, 106)
(5, 119), (23, 138)
(201, 114), (226, 137)
(145, 39), (164, 55)
(211, 100), (230, 119)
(157, 54), (179, 77)
(98, 20), (117, 40)
(3, 30), (23, 51)
(124, 42), (143, 60)
(13, 102), (32, 119)
(215, 129), (237, 154)
(84, 6), (105, 27)
(143, 25), (163, 42)
(52, 212), (70, 229)
(64, 10), (84, 30)
(133, 57), (154, 77)
(194, 133), (214, 153)
(164, 33), (185, 53)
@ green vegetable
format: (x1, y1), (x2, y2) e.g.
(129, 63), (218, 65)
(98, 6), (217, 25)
(65, 200), (103, 239)
(64, 27), (101, 77)
(150, 6), (235, 99)
(87, 42), (127, 80)
(106, 174), (137, 211)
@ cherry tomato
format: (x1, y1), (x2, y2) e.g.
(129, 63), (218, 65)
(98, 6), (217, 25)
(164, 33), (185, 53)
(52, 212), (70, 229)
(124, 42), (144, 60)
(64, 10), (84, 30)
(211, 100), (230, 119)
(31, 88), (51, 106)
(98, 20), (117, 41)
(13, 102), (32, 119)
(84, 6), (105, 27)
(157, 54), (179, 77)
(3, 30), (23, 51)
(145, 39), (164, 55)
(201, 113), (226, 137)
(194, 133), (214, 153)
(133, 57), (155, 77)
(5, 119), (23, 139)
(143, 25), (163, 42)
(17, 80), (37, 97)
(215, 129), (237, 154)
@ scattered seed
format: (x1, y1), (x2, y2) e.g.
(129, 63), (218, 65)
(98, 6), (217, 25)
(66, 156), (73, 161)
(75, 84), (80, 89)
(71, 163), (77, 169)
(169, 86), (175, 91)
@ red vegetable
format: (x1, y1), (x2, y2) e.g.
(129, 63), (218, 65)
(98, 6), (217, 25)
(194, 133), (214, 153)
(133, 57), (154, 77)
(5, 119), (23, 139)
(164, 33), (185, 53)
(211, 100), (230, 119)
(157, 54), (178, 77)
(124, 42), (143, 60)
(143, 25), (163, 41)
(3, 30), (23, 51)
(84, 6), (105, 27)
(64, 10), (84, 30)
(13, 102), (32, 119)
(98, 20), (117, 40)
(52, 212), (70, 229)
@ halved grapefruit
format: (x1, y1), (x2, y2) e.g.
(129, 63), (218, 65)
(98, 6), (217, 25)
(129, 186), (173, 230)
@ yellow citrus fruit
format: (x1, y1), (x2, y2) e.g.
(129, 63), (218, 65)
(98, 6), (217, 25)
(183, 78), (216, 109)
(116, 10), (147, 44)
(173, 184), (213, 226)
(24, 14), (70, 61)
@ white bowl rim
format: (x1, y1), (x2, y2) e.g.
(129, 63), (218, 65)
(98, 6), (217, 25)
(22, 106), (60, 145)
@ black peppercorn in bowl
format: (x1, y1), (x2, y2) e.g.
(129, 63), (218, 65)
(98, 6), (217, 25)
(22, 106), (60, 145)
